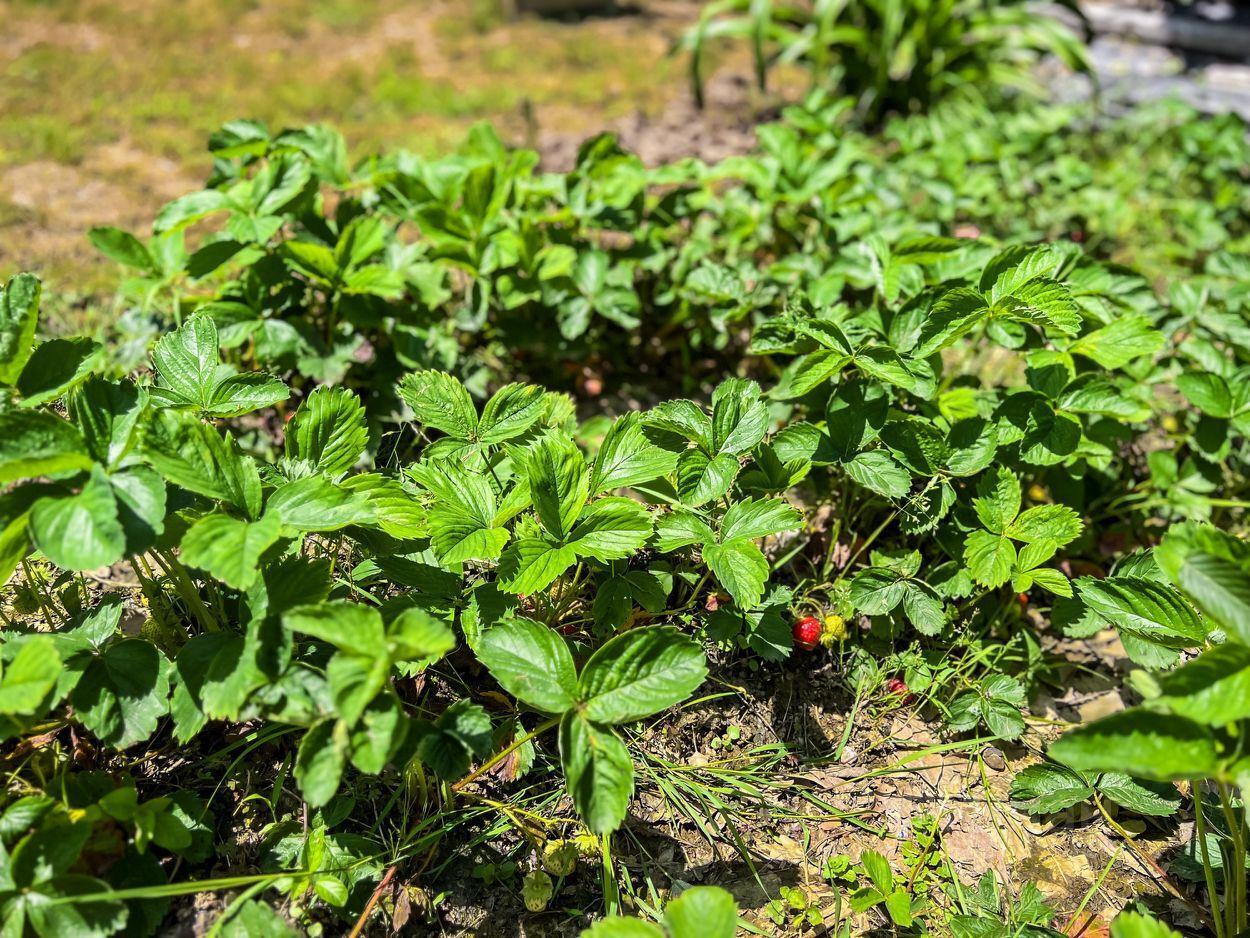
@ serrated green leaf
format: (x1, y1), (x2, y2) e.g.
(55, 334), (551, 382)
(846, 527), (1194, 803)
(1077, 577), (1207, 650)
(0, 273), (41, 385)
(400, 370), (478, 439)
(0, 410), (93, 484)
(703, 537), (770, 609)
(914, 287), (989, 357)
(284, 385), (367, 475)
(71, 638), (170, 749)
(386, 607), (455, 662)
(1070, 314), (1163, 369)
(559, 711), (633, 835)
(143, 410), (262, 518)
(719, 497), (801, 542)
(180, 511), (281, 591)
(1096, 773), (1181, 817)
(590, 413), (677, 494)
(653, 509), (714, 552)
(675, 449), (739, 507)
(844, 450), (910, 499)
(568, 497), (652, 561)
(265, 475), (372, 533)
(710, 378), (767, 455)
(1009, 763), (1094, 814)
(88, 226), (154, 271)
(149, 314), (228, 409)
(0, 636), (60, 716)
(1157, 642), (1250, 725)
(295, 718), (347, 807)
(16, 337), (103, 407)
(1006, 504), (1083, 546)
(30, 467), (125, 572)
(579, 626), (707, 724)
(477, 617), (578, 714)
(1049, 710), (1221, 781)
(972, 467), (1021, 534)
(999, 277), (1079, 334)
(1176, 373), (1233, 419)
(901, 582), (946, 635)
(526, 433), (589, 539)
(497, 538), (577, 595)
(965, 530), (1016, 589)
(326, 654), (389, 727)
(283, 601), (386, 658)
(849, 567), (906, 615)
(478, 383), (546, 445)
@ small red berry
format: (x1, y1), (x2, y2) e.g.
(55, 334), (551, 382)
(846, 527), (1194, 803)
(792, 616), (822, 651)
(1017, 592), (1029, 607)
(884, 676), (916, 705)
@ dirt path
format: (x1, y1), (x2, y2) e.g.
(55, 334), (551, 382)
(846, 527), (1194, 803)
(0, 0), (707, 294)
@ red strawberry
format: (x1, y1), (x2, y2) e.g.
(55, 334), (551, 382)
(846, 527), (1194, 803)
(884, 676), (916, 705)
(792, 616), (822, 651)
(1017, 592), (1029, 607)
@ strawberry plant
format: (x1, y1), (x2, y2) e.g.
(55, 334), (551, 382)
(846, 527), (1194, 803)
(89, 91), (1249, 429)
(5, 24), (1250, 928)
(1051, 522), (1250, 938)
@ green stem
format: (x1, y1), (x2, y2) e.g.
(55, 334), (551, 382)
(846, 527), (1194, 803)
(819, 488), (848, 581)
(1217, 782), (1246, 933)
(152, 550), (218, 632)
(19, 557), (59, 625)
(659, 570), (711, 617)
(1094, 793), (1216, 933)
(547, 564), (585, 626)
(129, 557), (187, 641)
(601, 833), (619, 917)
(835, 476), (941, 584)
(452, 717), (559, 792)
(1195, 785), (1227, 938)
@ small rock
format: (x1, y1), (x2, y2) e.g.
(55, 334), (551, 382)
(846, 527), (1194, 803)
(839, 746), (858, 766)
(982, 746), (1007, 771)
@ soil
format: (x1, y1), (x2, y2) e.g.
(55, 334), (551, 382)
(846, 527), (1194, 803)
(538, 68), (764, 171)
(420, 620), (1195, 936)
(395, 586), (1197, 935)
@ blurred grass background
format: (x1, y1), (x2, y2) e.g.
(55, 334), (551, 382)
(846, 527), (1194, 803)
(0, 0), (696, 293)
